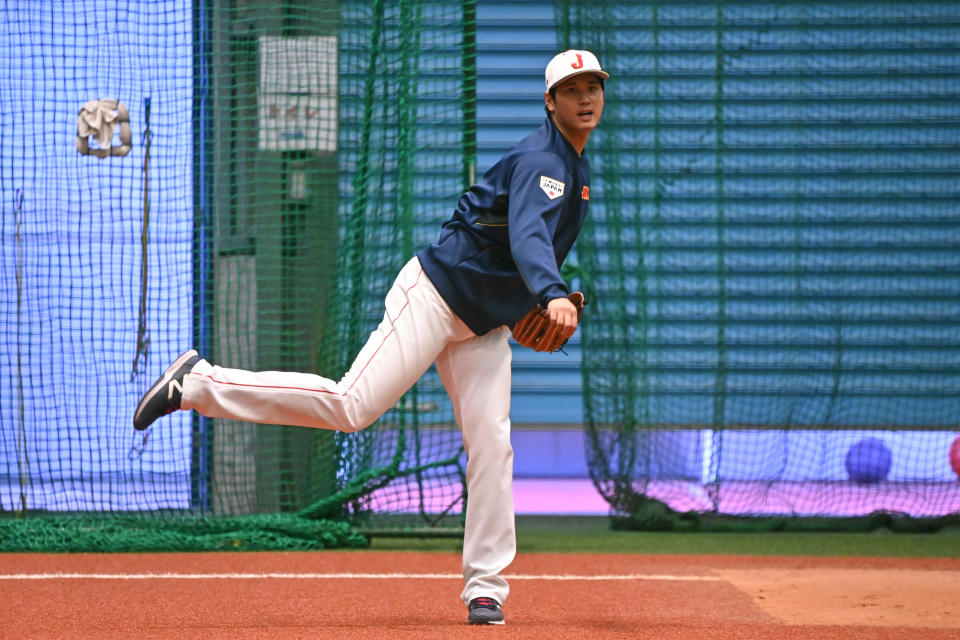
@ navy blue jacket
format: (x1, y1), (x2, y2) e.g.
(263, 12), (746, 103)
(417, 116), (591, 335)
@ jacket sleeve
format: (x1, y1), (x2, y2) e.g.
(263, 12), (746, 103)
(507, 151), (570, 306)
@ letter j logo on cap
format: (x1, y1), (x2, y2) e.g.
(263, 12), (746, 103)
(571, 53), (584, 69)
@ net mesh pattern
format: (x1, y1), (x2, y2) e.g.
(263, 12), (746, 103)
(561, 1), (960, 520)
(0, 0), (472, 546)
(1, 1), (959, 551)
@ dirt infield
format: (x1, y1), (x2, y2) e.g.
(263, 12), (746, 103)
(1, 551), (958, 639)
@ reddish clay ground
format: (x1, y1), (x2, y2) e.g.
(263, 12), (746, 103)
(1, 551), (958, 639)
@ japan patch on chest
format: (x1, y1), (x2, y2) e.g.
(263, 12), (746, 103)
(539, 176), (565, 200)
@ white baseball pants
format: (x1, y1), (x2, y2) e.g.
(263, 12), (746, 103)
(181, 257), (516, 605)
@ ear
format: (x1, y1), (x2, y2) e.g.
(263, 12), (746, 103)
(544, 91), (555, 113)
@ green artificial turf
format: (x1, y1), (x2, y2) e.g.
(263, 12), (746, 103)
(365, 515), (960, 558)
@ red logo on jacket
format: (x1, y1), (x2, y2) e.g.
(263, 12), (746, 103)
(581, 186), (590, 200)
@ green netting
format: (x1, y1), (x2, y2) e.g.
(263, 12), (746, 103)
(3, 0), (960, 552)
(318, 0), (473, 531)
(194, 0), (472, 531)
(0, 0), (473, 549)
(562, 1), (960, 523)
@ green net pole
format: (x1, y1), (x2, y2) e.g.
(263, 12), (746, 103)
(462, 0), (477, 189)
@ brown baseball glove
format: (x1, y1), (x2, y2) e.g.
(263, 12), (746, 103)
(512, 292), (586, 353)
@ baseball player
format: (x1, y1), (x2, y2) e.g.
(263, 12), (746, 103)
(134, 49), (608, 625)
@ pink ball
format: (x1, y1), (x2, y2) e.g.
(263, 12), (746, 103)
(950, 436), (960, 480)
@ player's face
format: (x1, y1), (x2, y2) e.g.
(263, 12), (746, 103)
(546, 74), (605, 137)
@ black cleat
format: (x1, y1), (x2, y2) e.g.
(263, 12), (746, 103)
(468, 597), (505, 625)
(133, 350), (199, 430)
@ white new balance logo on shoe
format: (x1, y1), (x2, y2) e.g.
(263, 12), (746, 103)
(133, 349), (198, 431)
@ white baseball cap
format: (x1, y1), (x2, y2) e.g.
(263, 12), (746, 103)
(545, 49), (610, 91)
